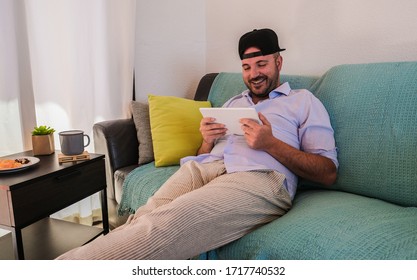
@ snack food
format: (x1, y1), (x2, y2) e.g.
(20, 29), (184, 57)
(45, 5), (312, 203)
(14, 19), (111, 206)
(15, 158), (30, 164)
(0, 158), (30, 170)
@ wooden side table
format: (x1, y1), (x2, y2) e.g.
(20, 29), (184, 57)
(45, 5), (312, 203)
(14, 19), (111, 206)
(0, 151), (109, 260)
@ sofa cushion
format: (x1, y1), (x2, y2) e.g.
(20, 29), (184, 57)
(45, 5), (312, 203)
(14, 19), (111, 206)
(118, 162), (180, 215)
(148, 94), (211, 167)
(131, 101), (154, 165)
(201, 189), (417, 260)
(310, 62), (417, 207)
(207, 72), (318, 107)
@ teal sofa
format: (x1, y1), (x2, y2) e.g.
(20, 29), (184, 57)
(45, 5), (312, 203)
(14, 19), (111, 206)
(94, 61), (417, 259)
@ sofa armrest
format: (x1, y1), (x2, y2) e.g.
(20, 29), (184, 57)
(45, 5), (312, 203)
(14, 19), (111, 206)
(93, 118), (139, 199)
(93, 72), (218, 201)
(194, 73), (218, 101)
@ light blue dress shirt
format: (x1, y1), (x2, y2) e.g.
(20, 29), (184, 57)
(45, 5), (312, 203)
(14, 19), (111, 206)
(181, 82), (338, 199)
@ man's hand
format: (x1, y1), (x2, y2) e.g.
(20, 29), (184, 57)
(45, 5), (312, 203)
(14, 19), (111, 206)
(200, 117), (227, 144)
(197, 117), (227, 155)
(240, 112), (274, 150)
(241, 112), (337, 186)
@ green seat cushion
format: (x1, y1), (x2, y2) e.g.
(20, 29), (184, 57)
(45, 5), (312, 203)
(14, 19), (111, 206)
(118, 162), (180, 215)
(202, 189), (417, 260)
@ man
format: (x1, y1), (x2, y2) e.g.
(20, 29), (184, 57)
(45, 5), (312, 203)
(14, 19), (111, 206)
(57, 28), (338, 260)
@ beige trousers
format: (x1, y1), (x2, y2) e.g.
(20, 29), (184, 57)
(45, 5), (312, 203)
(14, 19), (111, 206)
(56, 160), (292, 260)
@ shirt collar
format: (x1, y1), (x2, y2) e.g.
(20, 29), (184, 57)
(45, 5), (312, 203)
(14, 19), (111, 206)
(272, 82), (291, 97)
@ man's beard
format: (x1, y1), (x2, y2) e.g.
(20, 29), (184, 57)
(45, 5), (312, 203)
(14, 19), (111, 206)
(246, 74), (278, 99)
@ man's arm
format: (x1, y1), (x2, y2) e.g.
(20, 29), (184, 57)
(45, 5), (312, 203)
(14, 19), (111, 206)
(240, 113), (337, 186)
(197, 117), (227, 155)
(264, 138), (337, 186)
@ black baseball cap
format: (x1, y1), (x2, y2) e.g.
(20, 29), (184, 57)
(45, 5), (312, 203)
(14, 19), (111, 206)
(238, 28), (286, 60)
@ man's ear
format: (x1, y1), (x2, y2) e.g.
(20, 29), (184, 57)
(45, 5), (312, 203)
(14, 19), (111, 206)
(276, 55), (283, 71)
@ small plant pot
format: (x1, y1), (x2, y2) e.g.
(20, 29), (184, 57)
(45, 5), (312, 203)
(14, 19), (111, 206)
(32, 134), (55, 155)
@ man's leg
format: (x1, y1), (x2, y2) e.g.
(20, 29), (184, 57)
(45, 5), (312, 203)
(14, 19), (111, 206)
(130, 160), (226, 219)
(56, 168), (291, 260)
(118, 160), (226, 227)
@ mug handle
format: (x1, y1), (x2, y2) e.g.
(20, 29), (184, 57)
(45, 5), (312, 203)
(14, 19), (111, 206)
(84, 134), (91, 147)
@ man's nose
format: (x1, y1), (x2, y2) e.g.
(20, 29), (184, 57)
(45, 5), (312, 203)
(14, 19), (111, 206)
(249, 67), (260, 78)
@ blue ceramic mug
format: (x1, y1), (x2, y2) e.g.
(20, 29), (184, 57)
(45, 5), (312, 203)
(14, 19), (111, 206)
(59, 130), (90, 155)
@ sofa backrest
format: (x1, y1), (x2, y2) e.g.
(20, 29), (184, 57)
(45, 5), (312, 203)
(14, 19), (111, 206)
(207, 72), (318, 107)
(207, 63), (417, 207)
(311, 62), (417, 207)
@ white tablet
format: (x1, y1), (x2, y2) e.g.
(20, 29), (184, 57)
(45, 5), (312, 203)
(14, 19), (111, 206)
(199, 107), (261, 135)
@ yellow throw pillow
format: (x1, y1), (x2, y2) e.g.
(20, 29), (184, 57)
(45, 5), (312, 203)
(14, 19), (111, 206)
(148, 94), (211, 167)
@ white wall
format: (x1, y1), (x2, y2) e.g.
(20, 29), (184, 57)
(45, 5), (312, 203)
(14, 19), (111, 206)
(135, 0), (417, 100)
(134, 0), (206, 101)
(206, 0), (417, 76)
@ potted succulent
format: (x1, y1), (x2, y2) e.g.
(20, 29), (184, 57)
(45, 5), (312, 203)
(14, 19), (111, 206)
(31, 125), (56, 155)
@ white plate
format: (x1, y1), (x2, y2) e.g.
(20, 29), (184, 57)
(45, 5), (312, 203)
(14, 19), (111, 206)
(0, 156), (40, 173)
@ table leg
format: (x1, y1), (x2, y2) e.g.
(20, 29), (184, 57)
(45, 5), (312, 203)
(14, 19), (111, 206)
(10, 227), (24, 260)
(100, 188), (109, 234)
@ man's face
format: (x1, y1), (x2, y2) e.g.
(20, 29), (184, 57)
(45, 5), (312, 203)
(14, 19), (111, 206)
(241, 47), (282, 102)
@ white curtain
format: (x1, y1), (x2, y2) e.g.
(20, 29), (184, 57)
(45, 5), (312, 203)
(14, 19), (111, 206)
(0, 0), (136, 225)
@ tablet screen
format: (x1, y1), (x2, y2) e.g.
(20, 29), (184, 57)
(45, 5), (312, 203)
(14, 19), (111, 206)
(199, 107), (260, 135)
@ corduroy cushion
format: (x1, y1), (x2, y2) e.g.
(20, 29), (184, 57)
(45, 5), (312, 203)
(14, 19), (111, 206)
(131, 101), (154, 165)
(148, 94), (211, 167)
(310, 62), (417, 207)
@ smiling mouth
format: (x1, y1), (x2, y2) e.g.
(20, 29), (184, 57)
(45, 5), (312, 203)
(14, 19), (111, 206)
(251, 77), (266, 87)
